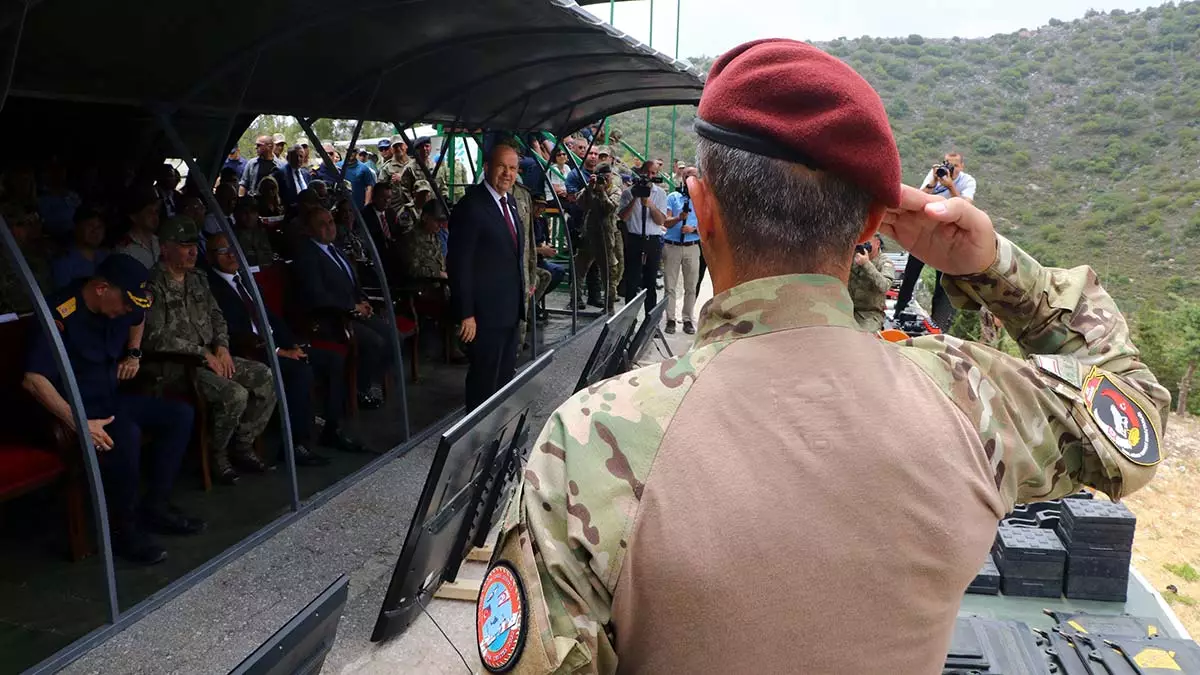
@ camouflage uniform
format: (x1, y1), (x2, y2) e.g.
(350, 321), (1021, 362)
(437, 158), (468, 203)
(848, 252), (895, 331)
(143, 266), (277, 469)
(0, 240), (50, 314)
(571, 173), (623, 310)
(396, 207), (446, 279)
(378, 157), (408, 212)
(485, 234), (1169, 673)
(510, 184), (538, 350)
(398, 158), (437, 211)
(236, 227), (275, 268)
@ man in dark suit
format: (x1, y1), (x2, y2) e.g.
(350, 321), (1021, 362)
(361, 181), (405, 276)
(277, 147), (309, 208)
(205, 232), (370, 460)
(447, 143), (527, 410)
(291, 207), (394, 408)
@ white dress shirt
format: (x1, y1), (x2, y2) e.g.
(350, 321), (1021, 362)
(315, 240), (354, 281)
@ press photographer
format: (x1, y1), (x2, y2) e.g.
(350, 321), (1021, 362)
(618, 160), (669, 313)
(895, 151), (978, 328)
(663, 166), (701, 334)
(571, 163), (624, 313)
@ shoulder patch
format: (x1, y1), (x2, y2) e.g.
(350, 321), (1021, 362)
(477, 561), (526, 673)
(1082, 366), (1161, 466)
(55, 296), (77, 319)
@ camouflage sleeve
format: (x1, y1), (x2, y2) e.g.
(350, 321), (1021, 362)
(205, 281), (229, 350)
(858, 257), (891, 294)
(603, 184), (622, 212)
(143, 279), (206, 357)
(485, 346), (729, 674)
(898, 234), (1169, 509)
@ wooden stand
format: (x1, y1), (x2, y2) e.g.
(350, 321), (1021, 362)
(432, 546), (494, 602)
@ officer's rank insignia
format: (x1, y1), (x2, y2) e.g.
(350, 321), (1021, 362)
(1082, 366), (1161, 466)
(56, 296), (76, 318)
(477, 561), (526, 673)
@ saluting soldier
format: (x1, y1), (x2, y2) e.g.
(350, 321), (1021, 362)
(848, 232), (896, 331)
(477, 39), (1170, 674)
(143, 216), (277, 485)
(23, 254), (202, 565)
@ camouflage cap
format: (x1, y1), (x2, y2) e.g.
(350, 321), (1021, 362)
(159, 215), (200, 244)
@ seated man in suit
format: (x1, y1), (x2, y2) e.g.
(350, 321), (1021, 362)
(205, 233), (371, 464)
(447, 143), (527, 410)
(143, 216), (277, 485)
(291, 206), (394, 409)
(361, 180), (406, 275)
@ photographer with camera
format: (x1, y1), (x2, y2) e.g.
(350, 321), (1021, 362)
(894, 151), (977, 328)
(663, 166), (701, 334)
(619, 160), (669, 313)
(848, 233), (895, 332)
(571, 163), (624, 313)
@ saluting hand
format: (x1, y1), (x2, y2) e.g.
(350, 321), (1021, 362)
(880, 185), (997, 277)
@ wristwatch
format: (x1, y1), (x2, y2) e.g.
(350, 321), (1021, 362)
(125, 347), (143, 360)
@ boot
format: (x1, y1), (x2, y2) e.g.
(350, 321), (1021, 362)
(230, 445), (268, 474)
(212, 449), (239, 485)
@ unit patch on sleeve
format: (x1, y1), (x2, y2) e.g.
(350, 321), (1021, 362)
(55, 296), (77, 319)
(1082, 366), (1161, 466)
(477, 561), (527, 673)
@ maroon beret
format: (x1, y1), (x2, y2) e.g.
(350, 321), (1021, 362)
(696, 39), (902, 208)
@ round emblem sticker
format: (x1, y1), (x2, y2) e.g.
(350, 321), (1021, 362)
(477, 561), (526, 672)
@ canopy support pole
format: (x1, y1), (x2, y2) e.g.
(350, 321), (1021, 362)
(668, 0), (681, 176)
(393, 122), (454, 222)
(0, 217), (119, 623)
(298, 116), (412, 442)
(206, 49), (262, 184)
(645, 0), (655, 159)
(0, 0), (29, 114)
(154, 108), (302, 513)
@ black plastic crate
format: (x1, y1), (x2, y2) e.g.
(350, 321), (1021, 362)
(995, 526), (1068, 561)
(1063, 574), (1129, 603)
(1066, 552), (1133, 577)
(1060, 498), (1137, 528)
(967, 554), (1000, 595)
(943, 617), (1053, 674)
(1057, 525), (1136, 552)
(1104, 637), (1200, 673)
(1046, 611), (1160, 638)
(1000, 576), (1063, 598)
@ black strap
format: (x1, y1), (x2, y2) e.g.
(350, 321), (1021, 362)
(694, 117), (819, 169)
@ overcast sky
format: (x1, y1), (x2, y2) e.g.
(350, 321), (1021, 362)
(581, 0), (1166, 60)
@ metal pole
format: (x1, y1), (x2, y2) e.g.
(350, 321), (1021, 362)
(206, 50), (261, 184)
(0, 218), (119, 623)
(669, 0), (681, 177)
(645, 0), (655, 159)
(340, 117), (366, 187)
(154, 109), (302, 512)
(0, 0), (29, 114)
(298, 117), (412, 442)
(393, 122), (454, 218)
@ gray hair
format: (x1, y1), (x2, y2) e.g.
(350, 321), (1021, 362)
(696, 137), (873, 274)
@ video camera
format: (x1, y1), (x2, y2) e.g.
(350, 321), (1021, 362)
(934, 160), (955, 179)
(631, 172), (664, 199)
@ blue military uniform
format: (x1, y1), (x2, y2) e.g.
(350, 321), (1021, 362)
(25, 254), (199, 564)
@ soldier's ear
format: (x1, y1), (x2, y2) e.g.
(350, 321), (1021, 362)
(689, 176), (718, 244)
(855, 202), (887, 246)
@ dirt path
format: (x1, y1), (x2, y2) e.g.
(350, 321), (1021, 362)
(1120, 412), (1200, 635)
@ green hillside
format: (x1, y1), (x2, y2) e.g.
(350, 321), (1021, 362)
(616, 1), (1200, 316)
(612, 1), (1200, 410)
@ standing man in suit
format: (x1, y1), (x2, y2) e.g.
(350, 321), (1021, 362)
(205, 232), (369, 461)
(291, 207), (394, 409)
(277, 147), (310, 208)
(448, 143), (526, 410)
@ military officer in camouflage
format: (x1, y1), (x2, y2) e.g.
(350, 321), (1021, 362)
(478, 39), (1170, 674)
(143, 216), (277, 485)
(399, 200), (449, 279)
(570, 163), (623, 313)
(848, 232), (895, 331)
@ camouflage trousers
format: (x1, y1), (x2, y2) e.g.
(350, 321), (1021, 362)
(573, 221), (623, 309)
(517, 269), (556, 352)
(194, 357), (277, 456)
(853, 308), (886, 332)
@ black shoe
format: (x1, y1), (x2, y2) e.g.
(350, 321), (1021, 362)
(587, 297), (604, 308)
(320, 430), (376, 455)
(230, 449), (269, 474)
(213, 459), (239, 486)
(140, 506), (206, 536)
(665, 320), (677, 335)
(111, 527), (168, 565)
(289, 444), (331, 467)
(683, 321), (695, 335)
(357, 393), (383, 410)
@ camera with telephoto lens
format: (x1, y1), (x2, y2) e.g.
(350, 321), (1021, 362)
(934, 160), (954, 179)
(855, 241), (873, 255)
